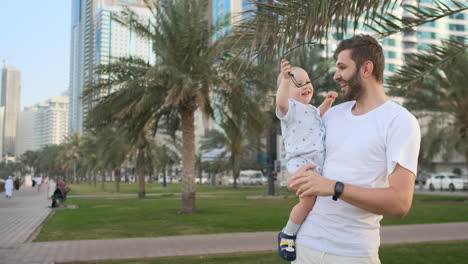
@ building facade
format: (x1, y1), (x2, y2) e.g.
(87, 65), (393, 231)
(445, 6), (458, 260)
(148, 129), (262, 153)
(33, 96), (70, 151)
(1, 65), (21, 158)
(15, 106), (38, 157)
(15, 96), (70, 156)
(69, 0), (152, 134)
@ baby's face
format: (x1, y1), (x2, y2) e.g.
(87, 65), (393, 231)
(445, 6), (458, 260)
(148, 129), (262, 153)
(288, 68), (314, 104)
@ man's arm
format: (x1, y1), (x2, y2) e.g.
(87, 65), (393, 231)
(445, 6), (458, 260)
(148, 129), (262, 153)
(288, 163), (416, 217)
(339, 164), (415, 217)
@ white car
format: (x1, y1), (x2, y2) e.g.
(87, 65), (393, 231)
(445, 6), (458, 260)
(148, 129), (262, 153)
(229, 170), (266, 185)
(426, 173), (468, 191)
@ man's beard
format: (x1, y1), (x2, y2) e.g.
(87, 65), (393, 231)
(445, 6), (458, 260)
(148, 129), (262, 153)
(344, 69), (364, 101)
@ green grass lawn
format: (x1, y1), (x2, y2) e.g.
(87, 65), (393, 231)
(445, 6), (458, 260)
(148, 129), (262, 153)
(35, 186), (468, 242)
(88, 241), (468, 264)
(67, 182), (284, 196)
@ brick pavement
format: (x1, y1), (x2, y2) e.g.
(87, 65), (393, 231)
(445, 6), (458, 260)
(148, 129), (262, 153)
(1, 186), (468, 264)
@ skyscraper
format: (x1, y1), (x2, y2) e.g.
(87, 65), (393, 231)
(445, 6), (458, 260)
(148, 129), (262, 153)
(1, 64), (21, 158)
(69, 0), (152, 134)
(15, 105), (37, 157)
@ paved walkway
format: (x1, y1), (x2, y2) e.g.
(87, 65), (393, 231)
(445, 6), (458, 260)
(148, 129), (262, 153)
(1, 187), (468, 264)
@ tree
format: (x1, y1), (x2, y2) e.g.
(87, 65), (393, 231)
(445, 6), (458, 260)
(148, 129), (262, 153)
(94, 126), (132, 193)
(63, 133), (84, 183)
(388, 40), (468, 171)
(99, 0), (239, 213)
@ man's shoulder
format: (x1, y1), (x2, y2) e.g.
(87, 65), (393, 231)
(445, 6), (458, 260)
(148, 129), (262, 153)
(323, 101), (354, 118)
(384, 101), (418, 122)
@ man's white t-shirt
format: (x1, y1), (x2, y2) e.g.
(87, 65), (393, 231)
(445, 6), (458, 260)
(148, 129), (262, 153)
(296, 100), (421, 257)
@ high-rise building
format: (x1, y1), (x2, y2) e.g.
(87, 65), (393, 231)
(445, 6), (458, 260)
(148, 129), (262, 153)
(69, 0), (152, 134)
(33, 96), (69, 150)
(15, 96), (70, 156)
(15, 106), (38, 157)
(1, 64), (21, 158)
(0, 107), (4, 157)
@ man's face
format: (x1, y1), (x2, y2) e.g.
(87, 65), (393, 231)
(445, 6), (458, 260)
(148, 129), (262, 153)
(333, 49), (364, 101)
(288, 68), (314, 104)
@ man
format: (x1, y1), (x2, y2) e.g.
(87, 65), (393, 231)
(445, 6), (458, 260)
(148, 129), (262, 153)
(287, 35), (421, 264)
(35, 176), (43, 191)
(5, 176), (14, 199)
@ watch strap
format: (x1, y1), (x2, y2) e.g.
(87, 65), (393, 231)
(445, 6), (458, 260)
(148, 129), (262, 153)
(333, 181), (344, 201)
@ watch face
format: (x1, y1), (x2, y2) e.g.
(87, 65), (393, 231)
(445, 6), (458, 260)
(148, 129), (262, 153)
(333, 181), (344, 201)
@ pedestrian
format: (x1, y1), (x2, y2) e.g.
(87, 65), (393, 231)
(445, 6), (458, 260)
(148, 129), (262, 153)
(287, 35), (421, 264)
(51, 179), (71, 208)
(5, 176), (14, 199)
(36, 176), (43, 191)
(275, 61), (338, 261)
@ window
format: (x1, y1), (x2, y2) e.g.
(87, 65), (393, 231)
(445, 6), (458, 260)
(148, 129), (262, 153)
(418, 31), (437, 39)
(404, 31), (416, 37)
(385, 63), (396, 71)
(449, 13), (465, 20)
(385, 51), (397, 59)
(383, 39), (396, 46)
(449, 24), (465, 32)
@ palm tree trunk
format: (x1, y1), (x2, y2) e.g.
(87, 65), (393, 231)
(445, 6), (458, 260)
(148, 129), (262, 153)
(168, 166), (173, 184)
(137, 148), (146, 199)
(115, 168), (121, 193)
(93, 171), (97, 187)
(162, 166), (167, 188)
(73, 161), (77, 184)
(232, 157), (238, 189)
(101, 171), (106, 191)
(179, 107), (196, 214)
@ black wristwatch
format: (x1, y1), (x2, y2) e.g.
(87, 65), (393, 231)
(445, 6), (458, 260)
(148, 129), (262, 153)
(333, 181), (344, 201)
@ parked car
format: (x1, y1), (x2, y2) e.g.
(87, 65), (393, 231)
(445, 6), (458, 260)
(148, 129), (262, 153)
(426, 173), (468, 191)
(229, 170), (266, 185)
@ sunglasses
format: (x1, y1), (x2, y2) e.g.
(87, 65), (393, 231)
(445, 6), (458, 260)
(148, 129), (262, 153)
(282, 41), (328, 88)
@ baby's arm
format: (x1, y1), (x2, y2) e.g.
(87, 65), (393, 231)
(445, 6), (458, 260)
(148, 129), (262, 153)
(318, 91), (338, 117)
(276, 59), (291, 114)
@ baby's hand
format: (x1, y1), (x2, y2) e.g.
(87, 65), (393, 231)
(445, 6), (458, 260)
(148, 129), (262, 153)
(281, 59), (292, 79)
(325, 91), (338, 104)
(319, 91), (338, 117)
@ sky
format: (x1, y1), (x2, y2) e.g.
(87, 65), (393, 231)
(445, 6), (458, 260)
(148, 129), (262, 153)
(0, 0), (71, 109)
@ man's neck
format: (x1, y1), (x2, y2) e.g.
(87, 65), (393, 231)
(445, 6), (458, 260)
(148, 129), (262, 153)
(352, 82), (388, 116)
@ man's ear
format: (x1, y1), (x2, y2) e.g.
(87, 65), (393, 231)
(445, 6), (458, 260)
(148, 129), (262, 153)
(361, 61), (374, 79)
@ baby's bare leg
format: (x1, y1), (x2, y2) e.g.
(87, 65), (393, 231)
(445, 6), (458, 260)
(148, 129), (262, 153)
(290, 196), (317, 225)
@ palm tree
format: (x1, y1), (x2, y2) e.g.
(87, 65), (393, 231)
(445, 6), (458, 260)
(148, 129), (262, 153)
(201, 60), (268, 187)
(94, 126), (132, 193)
(388, 40), (468, 171)
(63, 133), (84, 183)
(87, 0), (238, 213)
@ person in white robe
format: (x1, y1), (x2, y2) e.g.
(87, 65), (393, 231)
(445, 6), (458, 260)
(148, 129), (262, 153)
(5, 176), (14, 199)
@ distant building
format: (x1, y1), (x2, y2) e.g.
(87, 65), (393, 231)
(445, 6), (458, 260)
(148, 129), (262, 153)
(69, 0), (152, 134)
(15, 96), (70, 156)
(0, 106), (4, 158)
(15, 106), (38, 157)
(33, 96), (69, 150)
(1, 64), (21, 158)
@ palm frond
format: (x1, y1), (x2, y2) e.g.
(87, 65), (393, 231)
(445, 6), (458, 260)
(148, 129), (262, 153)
(233, 0), (396, 57)
(388, 38), (467, 99)
(368, 0), (467, 38)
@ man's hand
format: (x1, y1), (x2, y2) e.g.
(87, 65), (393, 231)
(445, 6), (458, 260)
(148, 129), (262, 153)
(287, 164), (335, 198)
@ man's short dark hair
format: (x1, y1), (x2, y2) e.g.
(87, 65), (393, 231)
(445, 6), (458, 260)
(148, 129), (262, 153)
(333, 35), (385, 83)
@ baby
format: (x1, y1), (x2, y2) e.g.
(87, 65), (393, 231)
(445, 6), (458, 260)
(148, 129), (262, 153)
(276, 59), (338, 261)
